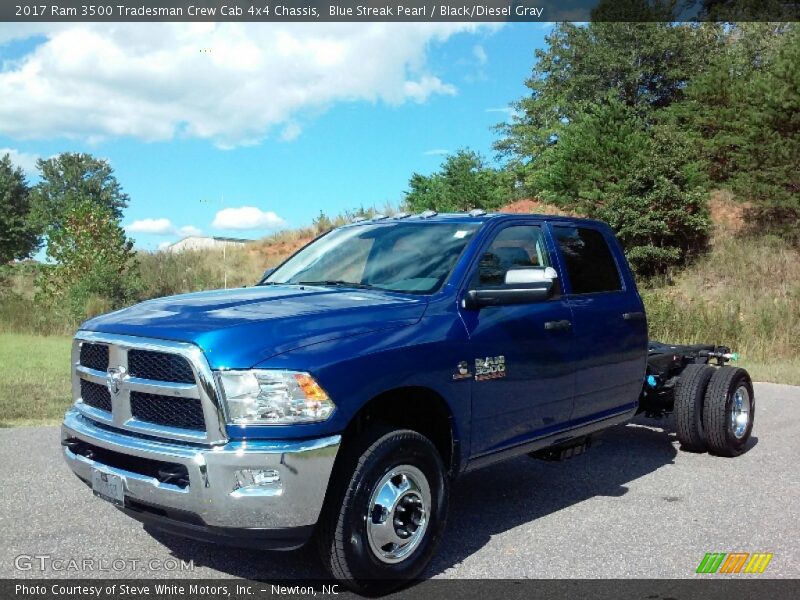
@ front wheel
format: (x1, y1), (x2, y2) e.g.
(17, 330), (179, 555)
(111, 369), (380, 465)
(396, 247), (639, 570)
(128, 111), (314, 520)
(316, 427), (448, 594)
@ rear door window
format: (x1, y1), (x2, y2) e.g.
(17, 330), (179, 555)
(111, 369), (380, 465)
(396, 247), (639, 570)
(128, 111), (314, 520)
(552, 226), (622, 294)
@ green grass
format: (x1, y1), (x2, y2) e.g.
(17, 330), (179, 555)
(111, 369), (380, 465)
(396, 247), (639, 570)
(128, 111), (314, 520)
(0, 333), (72, 427)
(643, 234), (799, 366)
(736, 359), (800, 387)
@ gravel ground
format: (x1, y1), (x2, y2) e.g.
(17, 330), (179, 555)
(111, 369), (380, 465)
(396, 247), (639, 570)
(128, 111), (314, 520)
(1, 382), (797, 580)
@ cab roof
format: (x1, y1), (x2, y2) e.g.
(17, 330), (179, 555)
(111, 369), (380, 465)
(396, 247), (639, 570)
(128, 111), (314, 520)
(341, 210), (605, 228)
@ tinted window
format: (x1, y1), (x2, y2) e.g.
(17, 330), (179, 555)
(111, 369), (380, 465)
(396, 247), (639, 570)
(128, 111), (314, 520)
(475, 225), (550, 287)
(553, 226), (622, 294)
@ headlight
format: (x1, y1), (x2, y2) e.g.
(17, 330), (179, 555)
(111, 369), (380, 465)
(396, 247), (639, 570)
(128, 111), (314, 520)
(215, 370), (335, 425)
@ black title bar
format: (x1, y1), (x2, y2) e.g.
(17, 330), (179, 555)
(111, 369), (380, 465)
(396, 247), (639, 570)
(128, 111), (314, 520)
(5, 1), (800, 22)
(6, 579), (800, 600)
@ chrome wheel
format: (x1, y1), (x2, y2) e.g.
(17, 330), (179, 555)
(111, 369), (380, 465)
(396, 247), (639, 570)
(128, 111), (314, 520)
(730, 385), (751, 439)
(366, 465), (431, 564)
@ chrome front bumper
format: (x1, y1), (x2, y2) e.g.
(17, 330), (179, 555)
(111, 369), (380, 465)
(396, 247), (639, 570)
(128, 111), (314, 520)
(62, 409), (340, 544)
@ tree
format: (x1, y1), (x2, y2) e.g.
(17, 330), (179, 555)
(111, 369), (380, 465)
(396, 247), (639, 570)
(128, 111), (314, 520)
(29, 153), (129, 235)
(675, 23), (799, 241)
(731, 26), (800, 242)
(676, 23), (791, 185)
(0, 154), (39, 264)
(404, 150), (512, 213)
(36, 199), (141, 319)
(529, 98), (651, 216)
(600, 126), (710, 275)
(532, 98), (709, 275)
(494, 19), (720, 187)
(698, 0), (800, 21)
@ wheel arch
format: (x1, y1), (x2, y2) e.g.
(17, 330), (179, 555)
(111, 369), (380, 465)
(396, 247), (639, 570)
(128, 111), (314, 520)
(342, 385), (462, 477)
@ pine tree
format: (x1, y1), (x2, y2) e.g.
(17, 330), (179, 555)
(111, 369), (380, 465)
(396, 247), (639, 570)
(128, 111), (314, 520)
(0, 154), (38, 264)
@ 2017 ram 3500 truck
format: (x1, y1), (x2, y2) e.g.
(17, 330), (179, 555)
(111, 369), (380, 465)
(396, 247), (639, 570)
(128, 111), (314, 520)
(61, 212), (754, 592)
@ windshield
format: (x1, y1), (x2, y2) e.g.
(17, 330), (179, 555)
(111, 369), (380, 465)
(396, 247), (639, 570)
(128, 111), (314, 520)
(265, 222), (481, 294)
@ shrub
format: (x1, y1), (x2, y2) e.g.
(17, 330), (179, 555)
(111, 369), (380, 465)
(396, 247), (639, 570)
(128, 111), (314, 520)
(36, 200), (141, 320)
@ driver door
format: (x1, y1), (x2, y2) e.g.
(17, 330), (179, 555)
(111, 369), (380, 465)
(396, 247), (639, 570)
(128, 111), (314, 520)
(459, 223), (576, 457)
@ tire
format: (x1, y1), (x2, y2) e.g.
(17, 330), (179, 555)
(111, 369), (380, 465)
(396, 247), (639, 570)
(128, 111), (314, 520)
(316, 426), (449, 594)
(674, 364), (715, 452)
(703, 367), (755, 457)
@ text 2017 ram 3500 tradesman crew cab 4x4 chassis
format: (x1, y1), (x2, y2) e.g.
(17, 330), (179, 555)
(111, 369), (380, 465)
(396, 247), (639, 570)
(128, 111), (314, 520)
(61, 212), (754, 592)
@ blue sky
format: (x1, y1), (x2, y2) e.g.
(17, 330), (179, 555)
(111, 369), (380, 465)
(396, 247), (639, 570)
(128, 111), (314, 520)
(0, 23), (551, 252)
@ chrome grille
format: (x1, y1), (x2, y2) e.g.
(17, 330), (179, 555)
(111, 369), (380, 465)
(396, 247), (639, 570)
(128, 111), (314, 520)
(128, 350), (195, 384)
(80, 379), (111, 412)
(131, 391), (205, 430)
(72, 332), (227, 444)
(79, 343), (109, 371)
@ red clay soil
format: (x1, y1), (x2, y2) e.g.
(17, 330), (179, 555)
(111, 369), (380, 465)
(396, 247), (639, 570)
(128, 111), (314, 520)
(503, 194), (748, 236)
(708, 191), (749, 236)
(499, 198), (576, 216)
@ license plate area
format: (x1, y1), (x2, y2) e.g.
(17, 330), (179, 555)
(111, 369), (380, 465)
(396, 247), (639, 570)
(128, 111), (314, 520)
(92, 469), (125, 506)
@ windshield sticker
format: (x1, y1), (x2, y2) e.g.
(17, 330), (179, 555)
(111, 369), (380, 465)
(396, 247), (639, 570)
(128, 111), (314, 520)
(453, 230), (470, 239)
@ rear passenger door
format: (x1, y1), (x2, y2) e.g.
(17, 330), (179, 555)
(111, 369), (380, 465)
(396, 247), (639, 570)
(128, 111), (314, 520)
(550, 224), (648, 423)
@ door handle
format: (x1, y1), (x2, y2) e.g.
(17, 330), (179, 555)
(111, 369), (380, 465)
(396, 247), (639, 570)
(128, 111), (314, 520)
(544, 319), (572, 331)
(623, 311), (646, 321)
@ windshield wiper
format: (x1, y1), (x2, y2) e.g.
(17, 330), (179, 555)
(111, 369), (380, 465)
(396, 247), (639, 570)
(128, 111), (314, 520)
(297, 280), (376, 290)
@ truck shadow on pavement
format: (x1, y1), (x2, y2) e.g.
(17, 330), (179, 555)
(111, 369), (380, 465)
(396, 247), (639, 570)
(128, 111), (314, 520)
(147, 417), (745, 582)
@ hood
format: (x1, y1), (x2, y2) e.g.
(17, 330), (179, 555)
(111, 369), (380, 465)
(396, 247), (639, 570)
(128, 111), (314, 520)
(82, 285), (428, 368)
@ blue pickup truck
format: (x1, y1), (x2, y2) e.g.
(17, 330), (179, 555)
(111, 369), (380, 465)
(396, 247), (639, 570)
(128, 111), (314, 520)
(61, 212), (754, 592)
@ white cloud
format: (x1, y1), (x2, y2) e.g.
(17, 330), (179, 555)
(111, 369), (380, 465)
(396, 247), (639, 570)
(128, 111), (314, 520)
(0, 23), (494, 148)
(485, 107), (514, 114)
(126, 218), (201, 237)
(126, 218), (176, 235)
(472, 45), (488, 66)
(423, 149), (450, 156)
(279, 121), (302, 142)
(0, 147), (41, 176)
(212, 206), (284, 231)
(402, 75), (456, 103)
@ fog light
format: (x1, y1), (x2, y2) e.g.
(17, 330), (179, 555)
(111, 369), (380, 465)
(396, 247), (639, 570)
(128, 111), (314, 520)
(232, 469), (282, 496)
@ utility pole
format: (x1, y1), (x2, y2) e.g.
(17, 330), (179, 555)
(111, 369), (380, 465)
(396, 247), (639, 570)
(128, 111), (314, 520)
(200, 193), (227, 289)
(222, 193), (227, 290)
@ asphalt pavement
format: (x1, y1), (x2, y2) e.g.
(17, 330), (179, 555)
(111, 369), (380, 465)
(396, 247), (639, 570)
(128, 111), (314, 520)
(1, 382), (798, 580)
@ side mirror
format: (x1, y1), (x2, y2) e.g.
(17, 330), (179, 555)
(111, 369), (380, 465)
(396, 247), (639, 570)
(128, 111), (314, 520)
(257, 267), (275, 285)
(464, 266), (557, 309)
